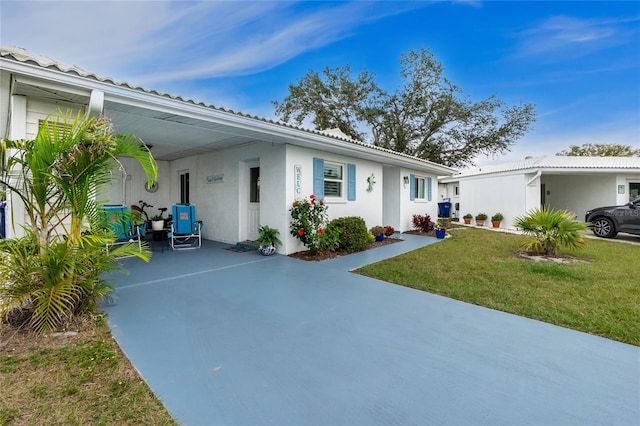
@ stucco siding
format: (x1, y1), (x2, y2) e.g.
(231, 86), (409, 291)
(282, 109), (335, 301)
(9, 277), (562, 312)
(460, 173), (529, 229)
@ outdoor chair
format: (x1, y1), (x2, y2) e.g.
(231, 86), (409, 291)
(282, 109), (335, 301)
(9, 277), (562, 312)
(169, 203), (203, 250)
(99, 204), (144, 253)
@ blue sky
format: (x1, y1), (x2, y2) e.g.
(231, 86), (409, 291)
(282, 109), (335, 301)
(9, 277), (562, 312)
(1, 1), (639, 166)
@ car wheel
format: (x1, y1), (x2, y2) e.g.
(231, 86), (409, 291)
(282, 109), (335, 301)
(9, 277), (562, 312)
(591, 217), (617, 238)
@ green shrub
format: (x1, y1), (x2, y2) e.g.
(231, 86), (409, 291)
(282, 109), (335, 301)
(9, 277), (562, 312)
(329, 216), (369, 253)
(514, 206), (587, 255)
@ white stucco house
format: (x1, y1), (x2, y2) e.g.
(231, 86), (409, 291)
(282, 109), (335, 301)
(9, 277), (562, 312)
(0, 46), (456, 253)
(439, 156), (640, 229)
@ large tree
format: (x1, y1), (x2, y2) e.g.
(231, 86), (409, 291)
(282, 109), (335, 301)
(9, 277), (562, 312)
(557, 143), (640, 157)
(273, 49), (536, 168)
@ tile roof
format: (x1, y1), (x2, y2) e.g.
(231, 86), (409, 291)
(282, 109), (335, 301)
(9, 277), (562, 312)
(447, 155), (640, 178)
(1, 46), (457, 173)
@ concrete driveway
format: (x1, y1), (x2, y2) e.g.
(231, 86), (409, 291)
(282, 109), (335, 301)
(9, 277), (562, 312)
(103, 236), (639, 426)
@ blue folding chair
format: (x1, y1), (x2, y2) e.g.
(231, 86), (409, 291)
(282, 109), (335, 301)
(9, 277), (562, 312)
(100, 204), (144, 253)
(169, 203), (203, 250)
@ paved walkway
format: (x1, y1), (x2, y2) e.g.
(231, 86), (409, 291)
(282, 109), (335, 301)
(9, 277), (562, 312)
(103, 235), (639, 426)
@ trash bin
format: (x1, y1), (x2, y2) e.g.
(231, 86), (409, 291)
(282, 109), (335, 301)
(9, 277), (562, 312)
(0, 201), (6, 239)
(438, 201), (452, 218)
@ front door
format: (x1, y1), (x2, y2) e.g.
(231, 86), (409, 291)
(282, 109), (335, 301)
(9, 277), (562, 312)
(247, 166), (260, 241)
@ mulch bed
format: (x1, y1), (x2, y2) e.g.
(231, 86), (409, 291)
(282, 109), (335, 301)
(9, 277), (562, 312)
(288, 237), (402, 262)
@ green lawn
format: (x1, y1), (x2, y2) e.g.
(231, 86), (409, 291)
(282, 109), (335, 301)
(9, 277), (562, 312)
(356, 227), (640, 346)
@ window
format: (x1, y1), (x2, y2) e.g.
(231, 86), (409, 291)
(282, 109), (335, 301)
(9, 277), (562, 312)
(409, 174), (432, 201)
(250, 167), (260, 203)
(414, 176), (426, 200)
(180, 171), (190, 204)
(313, 158), (356, 200)
(324, 162), (343, 197)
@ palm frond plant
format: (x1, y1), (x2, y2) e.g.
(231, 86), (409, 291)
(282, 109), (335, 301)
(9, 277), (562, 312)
(513, 206), (587, 256)
(0, 112), (156, 332)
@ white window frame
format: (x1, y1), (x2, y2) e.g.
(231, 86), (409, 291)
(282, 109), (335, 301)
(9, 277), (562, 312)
(414, 176), (427, 200)
(324, 161), (344, 199)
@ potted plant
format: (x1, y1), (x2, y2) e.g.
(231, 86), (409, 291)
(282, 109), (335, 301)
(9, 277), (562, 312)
(151, 214), (165, 231)
(475, 213), (488, 226)
(463, 213), (473, 225)
(369, 225), (385, 242)
(256, 225), (282, 255)
(491, 213), (504, 228)
(434, 221), (447, 239)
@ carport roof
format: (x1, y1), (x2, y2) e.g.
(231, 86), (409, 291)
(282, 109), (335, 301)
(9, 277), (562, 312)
(1, 46), (456, 175)
(439, 155), (640, 182)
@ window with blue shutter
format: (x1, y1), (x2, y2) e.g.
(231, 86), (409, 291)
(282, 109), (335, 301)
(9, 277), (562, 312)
(313, 157), (324, 199)
(347, 163), (356, 201)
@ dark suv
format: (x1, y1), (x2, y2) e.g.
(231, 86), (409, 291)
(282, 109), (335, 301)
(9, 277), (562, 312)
(585, 198), (640, 238)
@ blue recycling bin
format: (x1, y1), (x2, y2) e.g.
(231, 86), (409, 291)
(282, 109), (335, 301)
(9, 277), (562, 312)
(438, 201), (452, 218)
(0, 201), (6, 239)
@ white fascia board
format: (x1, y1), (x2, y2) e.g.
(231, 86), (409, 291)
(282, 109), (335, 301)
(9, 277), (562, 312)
(2, 56), (458, 176)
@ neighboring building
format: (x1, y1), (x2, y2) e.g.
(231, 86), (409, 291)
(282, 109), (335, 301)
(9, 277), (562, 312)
(0, 46), (456, 253)
(439, 156), (640, 229)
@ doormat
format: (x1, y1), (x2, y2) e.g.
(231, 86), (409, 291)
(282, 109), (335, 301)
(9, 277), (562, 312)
(223, 243), (257, 253)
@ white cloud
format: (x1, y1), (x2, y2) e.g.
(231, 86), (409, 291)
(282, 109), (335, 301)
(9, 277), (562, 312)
(514, 14), (640, 60)
(1, 1), (427, 86)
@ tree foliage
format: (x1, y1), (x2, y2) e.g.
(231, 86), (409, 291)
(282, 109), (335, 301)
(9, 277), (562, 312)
(556, 143), (640, 157)
(273, 49), (536, 168)
(0, 113), (157, 332)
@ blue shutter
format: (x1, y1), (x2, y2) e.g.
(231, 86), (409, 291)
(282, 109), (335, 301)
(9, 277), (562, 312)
(313, 157), (324, 199)
(427, 177), (432, 201)
(409, 174), (415, 201)
(347, 163), (356, 201)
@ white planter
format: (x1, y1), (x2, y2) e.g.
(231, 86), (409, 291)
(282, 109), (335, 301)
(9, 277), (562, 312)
(151, 220), (164, 231)
(259, 244), (276, 256)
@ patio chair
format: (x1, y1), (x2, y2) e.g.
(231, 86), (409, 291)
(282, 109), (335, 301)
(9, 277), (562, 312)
(99, 204), (144, 253)
(169, 203), (203, 250)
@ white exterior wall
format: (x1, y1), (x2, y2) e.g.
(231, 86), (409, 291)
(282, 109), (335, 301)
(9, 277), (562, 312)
(2, 95), (84, 238)
(398, 167), (440, 232)
(459, 173), (531, 229)
(285, 144), (384, 254)
(166, 141), (286, 247)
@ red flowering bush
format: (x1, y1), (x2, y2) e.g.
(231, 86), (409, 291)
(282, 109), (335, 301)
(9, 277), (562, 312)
(412, 214), (433, 233)
(384, 225), (395, 237)
(289, 195), (329, 255)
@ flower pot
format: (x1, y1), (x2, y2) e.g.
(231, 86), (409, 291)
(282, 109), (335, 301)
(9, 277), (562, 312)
(492, 220), (501, 228)
(151, 220), (164, 231)
(475, 219), (485, 227)
(375, 234), (384, 242)
(435, 229), (446, 239)
(463, 218), (471, 224)
(259, 244), (276, 256)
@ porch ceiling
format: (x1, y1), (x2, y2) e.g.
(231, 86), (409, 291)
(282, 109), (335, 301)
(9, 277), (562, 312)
(104, 101), (271, 161)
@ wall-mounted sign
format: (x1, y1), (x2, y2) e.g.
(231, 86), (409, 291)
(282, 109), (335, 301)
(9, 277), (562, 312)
(294, 165), (302, 196)
(618, 184), (625, 194)
(207, 174), (224, 184)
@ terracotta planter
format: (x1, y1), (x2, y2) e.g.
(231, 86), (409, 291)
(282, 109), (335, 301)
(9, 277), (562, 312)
(463, 218), (471, 224)
(492, 220), (501, 228)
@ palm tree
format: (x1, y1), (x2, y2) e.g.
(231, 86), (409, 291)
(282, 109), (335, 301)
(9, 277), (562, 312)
(0, 112), (157, 332)
(514, 206), (587, 256)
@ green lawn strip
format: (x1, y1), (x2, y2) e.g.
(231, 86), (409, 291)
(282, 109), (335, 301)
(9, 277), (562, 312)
(356, 227), (639, 346)
(1, 316), (177, 426)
